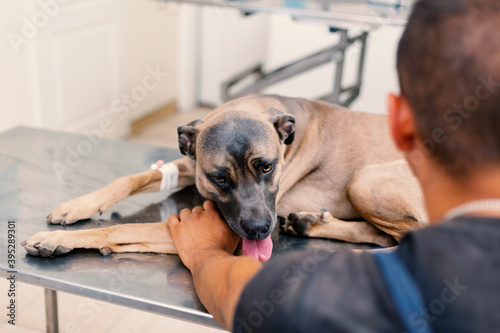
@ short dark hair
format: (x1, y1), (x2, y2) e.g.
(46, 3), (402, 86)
(397, 0), (500, 176)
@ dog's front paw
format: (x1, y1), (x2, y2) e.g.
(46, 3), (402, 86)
(22, 231), (73, 257)
(46, 193), (107, 225)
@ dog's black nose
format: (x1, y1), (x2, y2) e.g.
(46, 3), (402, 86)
(242, 218), (271, 240)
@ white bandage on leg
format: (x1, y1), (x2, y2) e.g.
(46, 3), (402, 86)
(151, 161), (179, 191)
(159, 162), (179, 191)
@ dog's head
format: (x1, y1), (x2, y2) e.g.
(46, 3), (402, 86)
(177, 108), (295, 260)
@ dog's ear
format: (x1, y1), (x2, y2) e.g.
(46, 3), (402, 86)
(264, 108), (296, 145)
(177, 119), (203, 159)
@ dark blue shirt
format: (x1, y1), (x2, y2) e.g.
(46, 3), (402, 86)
(234, 217), (500, 332)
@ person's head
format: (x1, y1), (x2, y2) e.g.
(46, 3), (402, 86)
(389, 0), (500, 179)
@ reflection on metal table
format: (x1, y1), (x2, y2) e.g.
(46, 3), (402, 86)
(161, 0), (413, 106)
(0, 127), (374, 332)
(164, 0), (412, 28)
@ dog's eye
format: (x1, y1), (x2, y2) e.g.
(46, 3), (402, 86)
(213, 176), (226, 184)
(262, 163), (274, 173)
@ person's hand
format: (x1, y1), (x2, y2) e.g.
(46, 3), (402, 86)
(168, 200), (241, 272)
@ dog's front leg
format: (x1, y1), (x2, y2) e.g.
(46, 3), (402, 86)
(22, 222), (176, 257)
(47, 157), (196, 225)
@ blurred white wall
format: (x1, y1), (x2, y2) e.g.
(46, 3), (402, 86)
(195, 10), (403, 114)
(1, 1), (404, 137)
(126, 0), (178, 122)
(199, 7), (269, 106)
(0, 1), (38, 133)
(262, 15), (340, 104)
(350, 25), (402, 114)
(263, 17), (403, 114)
(0, 0), (178, 137)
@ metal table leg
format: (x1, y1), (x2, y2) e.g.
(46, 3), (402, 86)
(221, 30), (369, 107)
(45, 289), (59, 333)
(331, 29), (348, 103)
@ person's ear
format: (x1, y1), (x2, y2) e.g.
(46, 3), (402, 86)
(388, 93), (417, 153)
(177, 119), (203, 159)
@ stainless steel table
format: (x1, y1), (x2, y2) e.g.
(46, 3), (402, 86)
(0, 127), (374, 332)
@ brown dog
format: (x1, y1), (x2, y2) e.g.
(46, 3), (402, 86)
(22, 94), (428, 260)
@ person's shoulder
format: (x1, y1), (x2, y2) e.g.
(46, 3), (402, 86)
(233, 248), (401, 333)
(395, 215), (500, 297)
(398, 216), (500, 252)
(395, 217), (500, 332)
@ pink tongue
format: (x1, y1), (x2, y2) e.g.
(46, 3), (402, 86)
(242, 235), (273, 261)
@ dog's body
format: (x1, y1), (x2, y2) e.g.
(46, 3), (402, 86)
(23, 95), (428, 260)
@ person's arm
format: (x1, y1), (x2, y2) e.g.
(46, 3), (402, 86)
(167, 200), (263, 329)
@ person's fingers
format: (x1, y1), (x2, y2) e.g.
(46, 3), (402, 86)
(203, 200), (217, 211)
(167, 214), (180, 230)
(191, 205), (204, 214)
(179, 208), (192, 220)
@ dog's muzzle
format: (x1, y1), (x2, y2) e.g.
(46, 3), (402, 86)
(241, 217), (272, 240)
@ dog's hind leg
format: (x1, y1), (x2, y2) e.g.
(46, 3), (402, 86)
(279, 160), (426, 247)
(281, 210), (397, 247)
(22, 222), (177, 257)
(346, 160), (428, 242)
